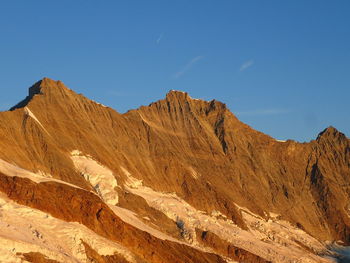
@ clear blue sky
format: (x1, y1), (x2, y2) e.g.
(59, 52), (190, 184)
(0, 1), (349, 142)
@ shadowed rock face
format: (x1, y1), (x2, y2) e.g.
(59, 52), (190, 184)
(0, 78), (349, 262)
(10, 80), (43, 110)
(17, 252), (61, 263)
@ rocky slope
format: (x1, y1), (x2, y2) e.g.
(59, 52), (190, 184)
(0, 78), (349, 262)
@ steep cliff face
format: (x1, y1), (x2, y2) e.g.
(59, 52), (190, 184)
(0, 78), (349, 262)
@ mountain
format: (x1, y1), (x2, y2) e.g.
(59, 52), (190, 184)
(0, 78), (349, 263)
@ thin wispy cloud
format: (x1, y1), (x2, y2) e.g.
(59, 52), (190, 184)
(156, 33), (163, 44)
(236, 108), (291, 116)
(174, 55), (204, 79)
(239, 59), (254, 72)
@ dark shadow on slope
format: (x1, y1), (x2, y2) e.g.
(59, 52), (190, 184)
(329, 247), (350, 262)
(10, 80), (42, 111)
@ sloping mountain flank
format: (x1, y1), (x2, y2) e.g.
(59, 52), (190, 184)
(0, 77), (349, 263)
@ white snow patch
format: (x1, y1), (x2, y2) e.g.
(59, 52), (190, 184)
(71, 151), (118, 205)
(24, 107), (49, 135)
(109, 205), (181, 243)
(276, 139), (287, 142)
(0, 158), (84, 190)
(71, 150), (83, 156)
(122, 169), (332, 263)
(94, 101), (107, 108)
(0, 193), (137, 263)
(121, 166), (143, 188)
(35, 170), (53, 178)
(211, 210), (227, 219)
(268, 212), (281, 219)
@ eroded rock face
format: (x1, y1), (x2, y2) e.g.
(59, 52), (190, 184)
(0, 78), (349, 262)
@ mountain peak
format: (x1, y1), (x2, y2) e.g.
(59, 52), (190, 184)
(167, 89), (187, 94)
(10, 78), (69, 111)
(162, 89), (228, 116)
(317, 126), (347, 142)
(165, 90), (190, 101)
(40, 77), (67, 89)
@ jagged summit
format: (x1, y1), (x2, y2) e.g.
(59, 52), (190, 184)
(317, 126), (347, 141)
(167, 89), (188, 95)
(165, 89), (192, 102)
(10, 80), (42, 111)
(9, 79), (347, 144)
(164, 89), (227, 112)
(319, 126), (338, 135)
(10, 77), (69, 111)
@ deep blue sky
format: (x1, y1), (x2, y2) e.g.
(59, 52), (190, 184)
(0, 1), (349, 142)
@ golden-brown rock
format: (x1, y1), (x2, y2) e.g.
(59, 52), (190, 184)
(0, 78), (349, 262)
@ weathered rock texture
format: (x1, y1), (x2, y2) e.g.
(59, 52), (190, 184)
(0, 78), (349, 262)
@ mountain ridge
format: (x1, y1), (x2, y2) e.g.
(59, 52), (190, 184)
(0, 78), (349, 262)
(9, 77), (343, 143)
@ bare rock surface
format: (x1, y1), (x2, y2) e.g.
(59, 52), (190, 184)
(0, 78), (349, 262)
